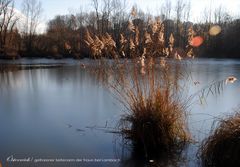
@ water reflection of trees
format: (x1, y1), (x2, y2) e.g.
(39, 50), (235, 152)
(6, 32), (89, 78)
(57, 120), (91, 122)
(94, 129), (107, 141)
(0, 65), (100, 90)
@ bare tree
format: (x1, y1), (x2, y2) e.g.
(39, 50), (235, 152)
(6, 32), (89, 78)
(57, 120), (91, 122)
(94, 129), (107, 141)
(183, 1), (191, 22)
(174, 0), (188, 47)
(111, 0), (127, 25)
(203, 0), (213, 23)
(175, 0), (186, 22)
(203, 7), (210, 23)
(214, 5), (231, 24)
(91, 0), (128, 34)
(110, 0), (127, 42)
(76, 8), (86, 28)
(22, 0), (43, 52)
(161, 0), (172, 20)
(0, 0), (19, 54)
(91, 0), (100, 32)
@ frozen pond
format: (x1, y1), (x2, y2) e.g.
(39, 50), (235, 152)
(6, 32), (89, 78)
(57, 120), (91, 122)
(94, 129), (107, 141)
(0, 58), (240, 166)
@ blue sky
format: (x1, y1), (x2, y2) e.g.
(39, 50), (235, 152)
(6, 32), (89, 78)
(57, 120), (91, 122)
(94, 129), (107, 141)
(14, 0), (240, 23)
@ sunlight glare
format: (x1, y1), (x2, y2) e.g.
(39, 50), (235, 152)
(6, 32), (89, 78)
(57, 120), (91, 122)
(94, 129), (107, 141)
(209, 25), (222, 36)
(190, 36), (204, 47)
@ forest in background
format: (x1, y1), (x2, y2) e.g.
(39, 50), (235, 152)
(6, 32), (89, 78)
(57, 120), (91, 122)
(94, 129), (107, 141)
(0, 0), (240, 59)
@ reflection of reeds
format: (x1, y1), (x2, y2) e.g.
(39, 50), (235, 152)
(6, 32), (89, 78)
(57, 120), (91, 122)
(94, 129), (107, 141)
(199, 111), (240, 167)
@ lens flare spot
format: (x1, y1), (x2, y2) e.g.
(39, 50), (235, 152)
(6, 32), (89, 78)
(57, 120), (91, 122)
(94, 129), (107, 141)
(225, 76), (237, 84)
(190, 36), (204, 47)
(209, 25), (221, 36)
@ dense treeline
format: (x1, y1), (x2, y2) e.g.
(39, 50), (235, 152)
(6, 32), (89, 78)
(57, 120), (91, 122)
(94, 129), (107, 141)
(199, 19), (240, 58)
(0, 0), (240, 59)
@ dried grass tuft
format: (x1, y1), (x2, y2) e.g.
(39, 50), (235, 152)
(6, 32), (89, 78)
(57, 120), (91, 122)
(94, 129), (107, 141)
(107, 59), (192, 160)
(199, 111), (240, 167)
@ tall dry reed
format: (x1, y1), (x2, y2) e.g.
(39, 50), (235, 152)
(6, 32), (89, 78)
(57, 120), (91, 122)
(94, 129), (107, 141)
(85, 12), (194, 161)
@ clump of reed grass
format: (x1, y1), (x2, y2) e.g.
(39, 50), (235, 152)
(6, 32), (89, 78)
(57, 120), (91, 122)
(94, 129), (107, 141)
(85, 11), (195, 161)
(120, 90), (190, 159)
(106, 59), (191, 160)
(85, 23), (193, 160)
(199, 111), (240, 167)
